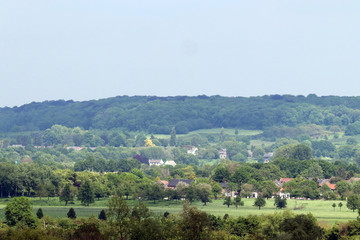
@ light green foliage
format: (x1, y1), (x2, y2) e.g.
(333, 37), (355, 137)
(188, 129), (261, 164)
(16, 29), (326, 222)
(211, 182), (222, 200)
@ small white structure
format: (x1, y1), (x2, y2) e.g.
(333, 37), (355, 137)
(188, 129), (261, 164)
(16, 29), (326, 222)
(252, 192), (258, 198)
(219, 148), (227, 159)
(148, 159), (164, 166)
(279, 192), (291, 199)
(187, 147), (198, 155)
(164, 160), (176, 167)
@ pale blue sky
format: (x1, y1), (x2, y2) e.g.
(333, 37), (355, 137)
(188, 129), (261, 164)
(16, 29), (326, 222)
(1, 1), (360, 107)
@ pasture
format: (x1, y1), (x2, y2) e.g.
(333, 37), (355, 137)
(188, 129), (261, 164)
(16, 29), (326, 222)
(150, 128), (263, 139)
(0, 197), (357, 225)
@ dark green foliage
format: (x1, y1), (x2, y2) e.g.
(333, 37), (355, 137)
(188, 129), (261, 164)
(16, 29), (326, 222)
(282, 179), (320, 199)
(59, 184), (73, 206)
(196, 186), (212, 205)
(291, 144), (312, 160)
(67, 208), (76, 219)
(3, 95), (360, 134)
(78, 181), (94, 206)
(345, 121), (360, 136)
(223, 196), (232, 208)
(36, 208), (44, 219)
(180, 203), (212, 240)
(338, 202), (343, 211)
(311, 140), (336, 157)
(145, 184), (164, 204)
(170, 127), (176, 146)
(72, 222), (102, 240)
(347, 194), (360, 212)
(5, 197), (37, 227)
(212, 165), (231, 182)
(233, 196), (244, 208)
(163, 211), (170, 218)
(280, 214), (323, 240)
(274, 197), (287, 209)
(253, 196), (266, 210)
(98, 209), (107, 220)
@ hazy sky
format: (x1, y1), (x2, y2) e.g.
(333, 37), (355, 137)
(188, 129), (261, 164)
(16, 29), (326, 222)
(1, 1), (360, 107)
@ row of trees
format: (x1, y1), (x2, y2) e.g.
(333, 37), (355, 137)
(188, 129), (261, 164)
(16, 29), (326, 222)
(1, 196), (330, 240)
(2, 153), (360, 201)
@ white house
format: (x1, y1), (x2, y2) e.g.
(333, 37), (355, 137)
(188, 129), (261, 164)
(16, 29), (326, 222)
(219, 148), (227, 159)
(148, 159), (164, 166)
(164, 160), (176, 167)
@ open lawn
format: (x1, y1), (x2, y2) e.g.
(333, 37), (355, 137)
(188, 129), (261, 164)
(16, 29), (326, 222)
(0, 198), (357, 225)
(150, 128), (263, 139)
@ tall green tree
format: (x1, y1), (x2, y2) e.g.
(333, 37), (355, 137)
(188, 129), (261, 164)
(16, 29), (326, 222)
(274, 197), (287, 209)
(223, 196), (232, 208)
(233, 196), (244, 208)
(78, 181), (95, 206)
(211, 182), (222, 200)
(347, 194), (360, 212)
(59, 183), (74, 206)
(253, 196), (266, 210)
(170, 127), (176, 146)
(107, 196), (131, 239)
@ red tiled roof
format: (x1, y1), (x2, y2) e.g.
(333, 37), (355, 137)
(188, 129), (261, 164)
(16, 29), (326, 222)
(280, 178), (294, 183)
(326, 182), (336, 190)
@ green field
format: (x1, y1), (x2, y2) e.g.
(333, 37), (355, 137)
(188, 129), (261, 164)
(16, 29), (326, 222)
(150, 128), (263, 139)
(0, 198), (357, 225)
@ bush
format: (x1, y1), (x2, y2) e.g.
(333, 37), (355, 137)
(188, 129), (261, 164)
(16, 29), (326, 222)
(4, 197), (37, 228)
(67, 208), (76, 219)
(36, 208), (44, 219)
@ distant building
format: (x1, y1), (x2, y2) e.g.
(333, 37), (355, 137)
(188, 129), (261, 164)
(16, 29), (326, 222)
(219, 148), (227, 159)
(220, 182), (236, 198)
(167, 179), (194, 189)
(164, 160), (176, 167)
(10, 145), (25, 148)
(148, 159), (164, 166)
(278, 190), (291, 199)
(184, 146), (198, 155)
(66, 146), (85, 151)
(319, 180), (336, 191)
(263, 152), (274, 163)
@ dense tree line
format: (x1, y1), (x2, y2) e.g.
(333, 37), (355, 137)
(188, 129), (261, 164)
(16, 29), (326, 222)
(3, 195), (360, 239)
(2, 95), (360, 133)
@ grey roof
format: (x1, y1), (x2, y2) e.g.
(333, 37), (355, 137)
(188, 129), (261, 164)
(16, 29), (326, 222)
(168, 179), (194, 188)
(220, 182), (228, 188)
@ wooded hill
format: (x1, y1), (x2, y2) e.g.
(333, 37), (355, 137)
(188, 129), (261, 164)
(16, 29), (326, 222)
(1, 94), (360, 134)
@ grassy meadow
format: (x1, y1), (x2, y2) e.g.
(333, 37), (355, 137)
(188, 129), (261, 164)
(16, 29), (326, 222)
(150, 128), (263, 139)
(0, 197), (357, 225)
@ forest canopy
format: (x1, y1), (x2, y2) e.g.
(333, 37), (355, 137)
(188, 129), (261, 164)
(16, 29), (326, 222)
(1, 94), (360, 133)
